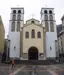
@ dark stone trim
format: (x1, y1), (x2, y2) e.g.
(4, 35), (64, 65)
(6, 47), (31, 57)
(40, 13), (55, 15)
(11, 13), (24, 14)
(11, 8), (24, 9)
(9, 20), (24, 21)
(41, 20), (56, 22)
(41, 8), (54, 9)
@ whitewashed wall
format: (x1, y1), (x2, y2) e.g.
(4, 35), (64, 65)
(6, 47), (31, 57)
(46, 32), (57, 58)
(9, 32), (20, 58)
(41, 8), (57, 58)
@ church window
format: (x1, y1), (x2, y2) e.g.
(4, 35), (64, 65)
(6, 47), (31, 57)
(26, 32), (29, 38)
(44, 15), (48, 21)
(17, 21), (20, 31)
(49, 15), (53, 21)
(61, 41), (62, 46)
(18, 10), (21, 13)
(31, 29), (35, 38)
(11, 21), (15, 31)
(13, 10), (16, 13)
(31, 21), (34, 23)
(17, 15), (21, 20)
(12, 15), (16, 20)
(37, 32), (41, 38)
(62, 48), (63, 54)
(50, 22), (54, 32)
(44, 10), (47, 14)
(49, 10), (52, 14)
(45, 22), (49, 32)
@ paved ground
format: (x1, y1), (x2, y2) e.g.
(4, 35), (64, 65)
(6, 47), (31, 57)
(0, 63), (64, 75)
(12, 64), (64, 75)
(0, 63), (23, 75)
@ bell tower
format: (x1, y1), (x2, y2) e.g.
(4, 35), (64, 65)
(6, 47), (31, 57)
(40, 8), (57, 59)
(8, 7), (24, 58)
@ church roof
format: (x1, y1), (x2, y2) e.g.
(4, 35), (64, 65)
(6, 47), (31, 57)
(26, 18), (40, 25)
(26, 18), (40, 22)
(23, 18), (43, 28)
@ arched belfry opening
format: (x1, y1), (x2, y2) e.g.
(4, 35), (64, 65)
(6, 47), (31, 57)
(28, 47), (38, 60)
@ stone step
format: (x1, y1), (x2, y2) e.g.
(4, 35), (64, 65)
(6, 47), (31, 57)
(14, 60), (57, 65)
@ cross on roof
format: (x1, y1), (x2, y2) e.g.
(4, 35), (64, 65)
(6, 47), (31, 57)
(45, 5), (48, 8)
(32, 14), (34, 18)
(16, 5), (20, 7)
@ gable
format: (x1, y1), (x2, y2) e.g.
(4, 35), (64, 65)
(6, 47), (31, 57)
(26, 18), (40, 24)
(23, 18), (43, 28)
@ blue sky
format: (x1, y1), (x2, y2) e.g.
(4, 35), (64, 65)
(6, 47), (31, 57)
(0, 0), (64, 38)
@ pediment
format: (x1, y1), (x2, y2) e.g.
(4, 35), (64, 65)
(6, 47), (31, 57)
(23, 18), (43, 28)
(26, 18), (40, 25)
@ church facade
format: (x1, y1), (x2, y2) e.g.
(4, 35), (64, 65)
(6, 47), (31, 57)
(8, 7), (57, 60)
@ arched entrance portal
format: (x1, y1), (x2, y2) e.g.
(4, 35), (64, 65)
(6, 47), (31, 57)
(28, 47), (38, 60)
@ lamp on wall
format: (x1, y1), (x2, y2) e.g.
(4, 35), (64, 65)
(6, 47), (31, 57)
(50, 46), (52, 50)
(14, 46), (16, 50)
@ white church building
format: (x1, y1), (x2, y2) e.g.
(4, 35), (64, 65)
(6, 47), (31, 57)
(8, 7), (57, 60)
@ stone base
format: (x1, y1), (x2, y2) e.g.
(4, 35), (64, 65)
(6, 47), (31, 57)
(20, 53), (46, 60)
(46, 57), (56, 60)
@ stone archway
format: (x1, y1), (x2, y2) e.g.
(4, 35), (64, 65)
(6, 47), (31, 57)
(28, 47), (38, 60)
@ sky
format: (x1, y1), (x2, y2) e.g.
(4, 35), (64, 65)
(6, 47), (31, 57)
(0, 0), (64, 38)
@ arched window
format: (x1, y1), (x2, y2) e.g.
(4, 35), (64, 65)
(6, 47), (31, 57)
(12, 15), (16, 20)
(49, 10), (52, 14)
(17, 15), (21, 20)
(37, 32), (41, 38)
(44, 10), (47, 14)
(49, 15), (53, 21)
(17, 21), (20, 31)
(44, 15), (48, 21)
(11, 21), (15, 31)
(13, 10), (16, 13)
(25, 32), (29, 38)
(50, 22), (54, 32)
(18, 10), (21, 13)
(45, 22), (49, 32)
(31, 29), (35, 38)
